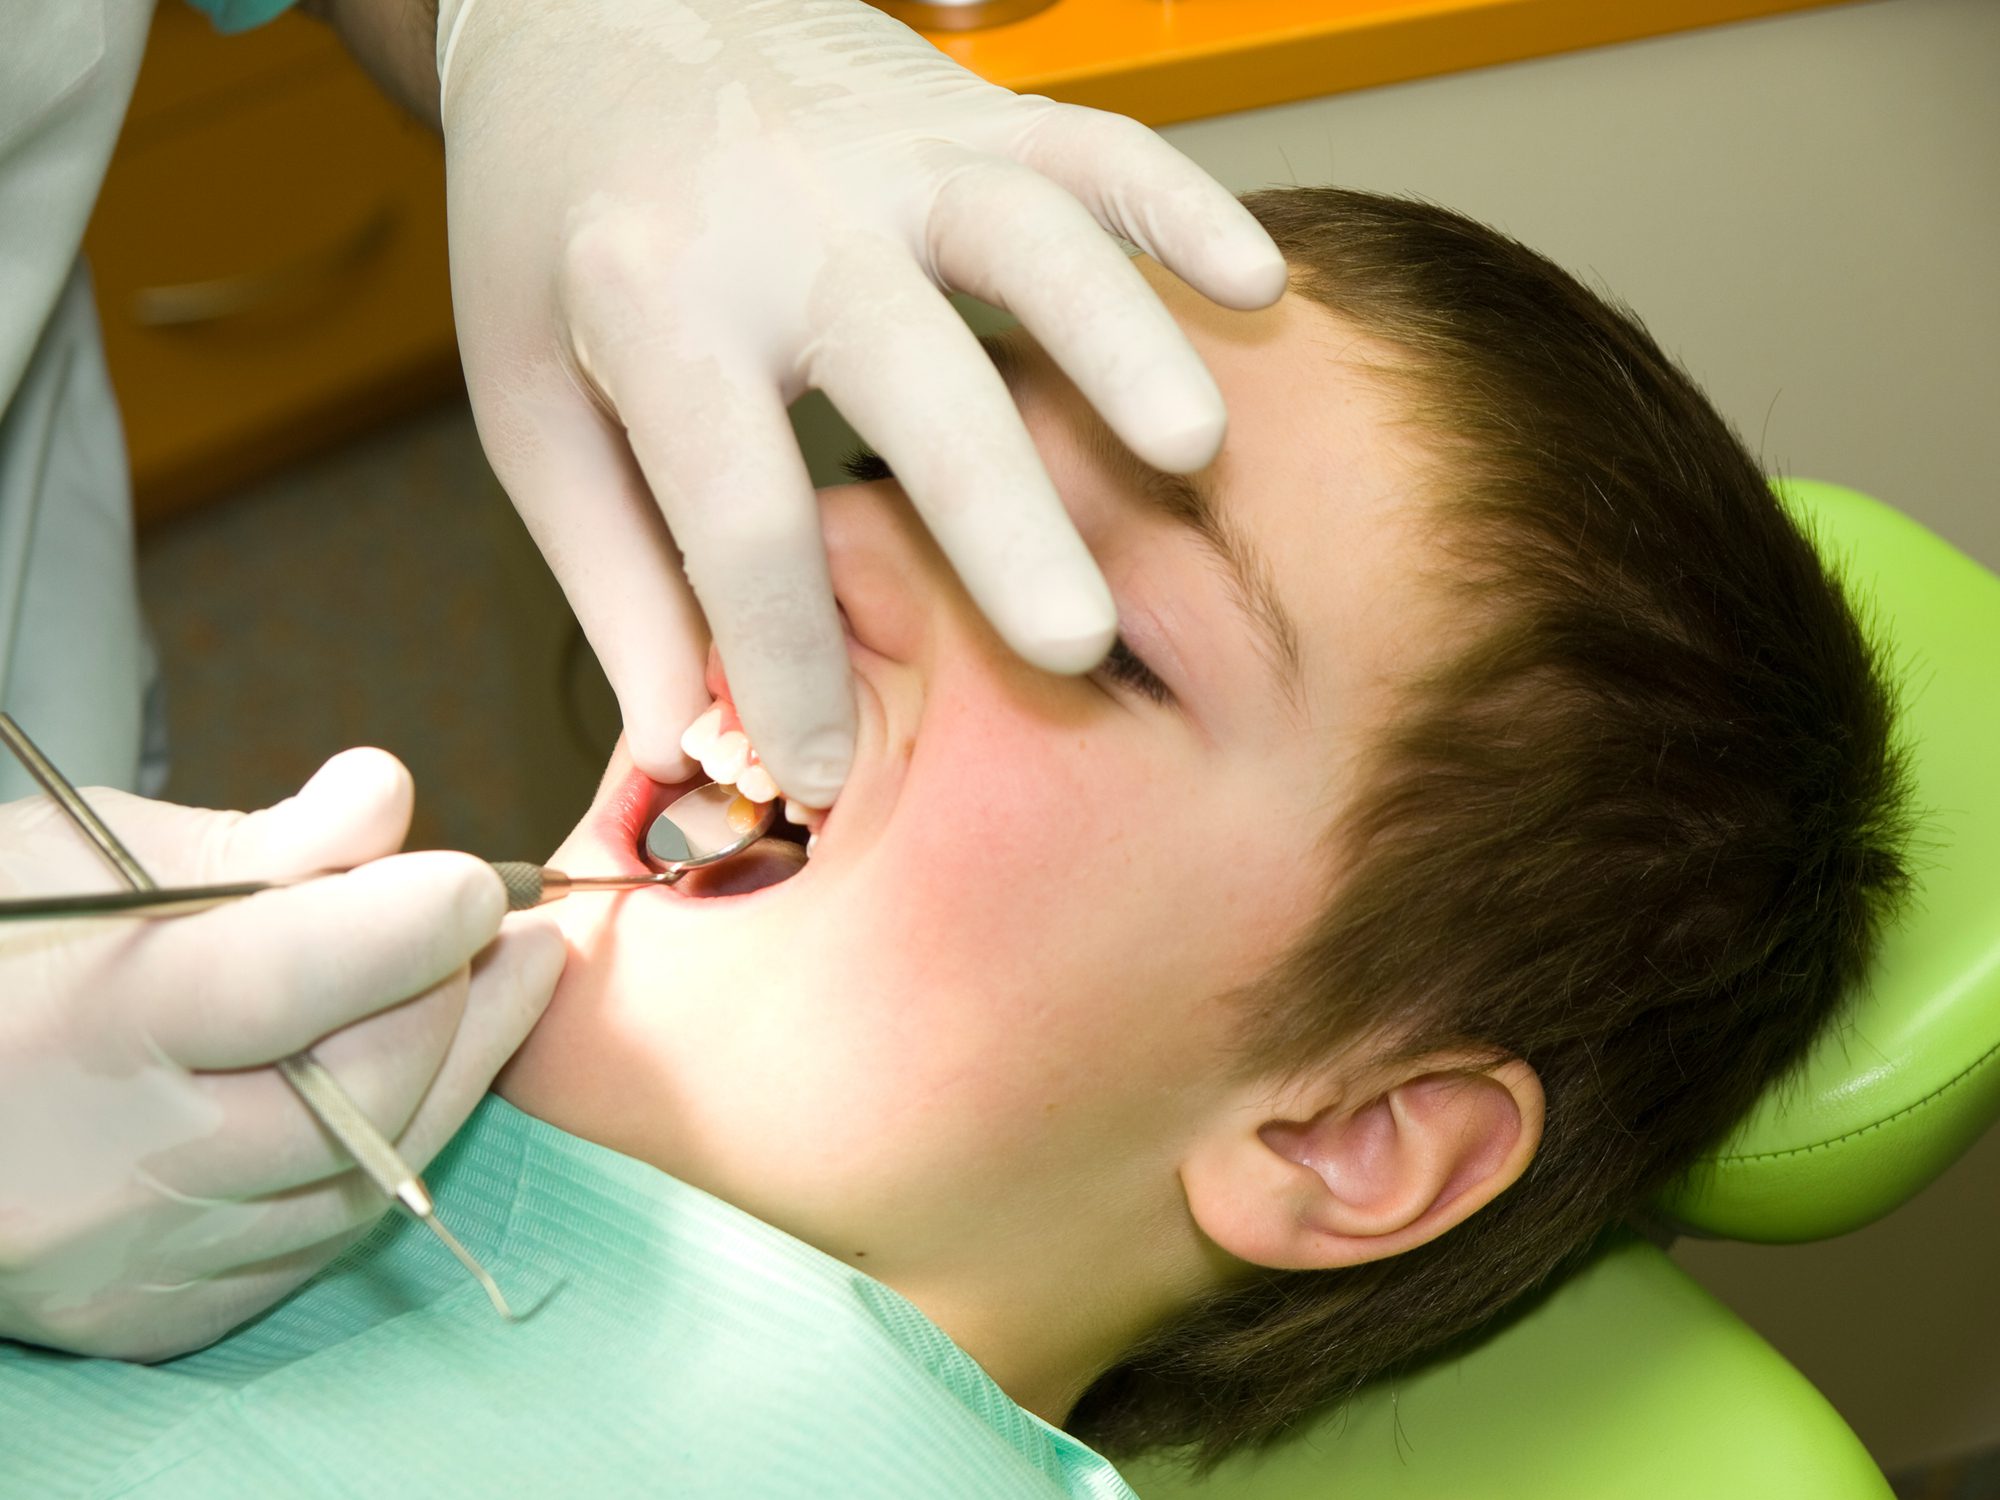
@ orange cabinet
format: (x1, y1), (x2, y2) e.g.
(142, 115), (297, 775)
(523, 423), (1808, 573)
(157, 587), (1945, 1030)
(86, 6), (458, 524)
(91, 0), (1853, 522)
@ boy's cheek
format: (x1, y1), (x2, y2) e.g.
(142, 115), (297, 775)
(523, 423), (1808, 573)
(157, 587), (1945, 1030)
(841, 718), (1204, 1085)
(871, 703), (1141, 943)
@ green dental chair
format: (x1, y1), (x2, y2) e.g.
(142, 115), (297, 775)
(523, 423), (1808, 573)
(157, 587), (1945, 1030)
(1123, 480), (2000, 1500)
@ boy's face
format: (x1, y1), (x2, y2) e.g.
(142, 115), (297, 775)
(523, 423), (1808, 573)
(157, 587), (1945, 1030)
(501, 265), (1448, 1358)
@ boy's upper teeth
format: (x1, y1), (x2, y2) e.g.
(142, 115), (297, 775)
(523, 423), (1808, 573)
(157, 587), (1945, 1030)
(679, 704), (724, 762)
(676, 695), (826, 830)
(705, 730), (751, 785)
(735, 763), (778, 803)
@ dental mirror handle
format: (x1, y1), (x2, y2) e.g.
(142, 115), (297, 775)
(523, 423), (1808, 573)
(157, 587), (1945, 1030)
(487, 864), (684, 907)
(0, 864), (684, 922)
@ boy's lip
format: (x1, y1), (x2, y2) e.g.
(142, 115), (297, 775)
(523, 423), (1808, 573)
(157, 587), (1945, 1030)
(589, 757), (699, 880)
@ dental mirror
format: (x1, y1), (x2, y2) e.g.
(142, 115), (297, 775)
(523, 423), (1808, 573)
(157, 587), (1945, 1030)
(644, 781), (776, 873)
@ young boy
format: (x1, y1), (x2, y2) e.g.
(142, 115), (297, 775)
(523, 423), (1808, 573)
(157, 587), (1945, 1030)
(0, 188), (1908, 1497)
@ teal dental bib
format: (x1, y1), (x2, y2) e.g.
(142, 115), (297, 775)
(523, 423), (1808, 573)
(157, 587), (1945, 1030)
(0, 1096), (1137, 1499)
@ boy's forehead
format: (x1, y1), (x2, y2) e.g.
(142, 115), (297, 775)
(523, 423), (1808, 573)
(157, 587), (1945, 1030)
(1131, 255), (1425, 537)
(1004, 259), (1452, 722)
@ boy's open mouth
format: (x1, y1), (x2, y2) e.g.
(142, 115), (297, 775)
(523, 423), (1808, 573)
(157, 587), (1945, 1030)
(678, 809), (810, 896)
(596, 764), (813, 900)
(584, 636), (868, 903)
(593, 650), (835, 902)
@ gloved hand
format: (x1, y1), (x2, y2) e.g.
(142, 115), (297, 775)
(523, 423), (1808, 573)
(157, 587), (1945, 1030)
(435, 0), (1286, 807)
(0, 750), (563, 1360)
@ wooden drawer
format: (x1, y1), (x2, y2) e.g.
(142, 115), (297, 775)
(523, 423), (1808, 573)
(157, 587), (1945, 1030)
(86, 30), (459, 524)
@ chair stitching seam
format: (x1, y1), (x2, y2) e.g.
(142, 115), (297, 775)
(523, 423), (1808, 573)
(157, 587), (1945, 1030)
(1705, 1034), (2000, 1167)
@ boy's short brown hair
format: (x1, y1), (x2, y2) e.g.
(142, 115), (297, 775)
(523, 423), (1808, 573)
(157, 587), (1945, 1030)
(1065, 188), (1912, 1471)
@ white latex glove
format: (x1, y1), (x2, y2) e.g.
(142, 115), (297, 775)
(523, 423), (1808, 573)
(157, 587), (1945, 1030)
(0, 750), (563, 1360)
(436, 0), (1287, 806)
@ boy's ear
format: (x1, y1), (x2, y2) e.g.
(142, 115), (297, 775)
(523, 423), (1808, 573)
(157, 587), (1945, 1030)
(1180, 1054), (1544, 1273)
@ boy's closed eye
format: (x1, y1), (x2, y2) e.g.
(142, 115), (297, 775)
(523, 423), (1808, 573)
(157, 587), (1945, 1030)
(839, 444), (1174, 707)
(841, 445), (896, 486)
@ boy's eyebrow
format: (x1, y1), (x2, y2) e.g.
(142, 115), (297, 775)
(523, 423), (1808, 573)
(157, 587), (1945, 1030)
(985, 332), (1305, 708)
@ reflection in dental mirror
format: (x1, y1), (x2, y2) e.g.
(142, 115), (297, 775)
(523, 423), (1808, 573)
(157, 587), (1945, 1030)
(644, 782), (774, 871)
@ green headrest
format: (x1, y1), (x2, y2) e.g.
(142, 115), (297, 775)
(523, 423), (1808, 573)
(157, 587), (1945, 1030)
(1658, 479), (2000, 1242)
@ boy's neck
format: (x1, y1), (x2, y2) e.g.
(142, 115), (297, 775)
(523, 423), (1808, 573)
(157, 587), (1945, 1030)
(876, 1211), (1232, 1430)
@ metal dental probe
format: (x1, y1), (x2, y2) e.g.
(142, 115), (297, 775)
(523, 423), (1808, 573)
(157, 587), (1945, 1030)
(0, 712), (514, 1319)
(0, 783), (781, 922)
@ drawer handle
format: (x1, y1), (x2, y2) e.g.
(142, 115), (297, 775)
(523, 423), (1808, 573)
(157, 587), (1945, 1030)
(868, 0), (1057, 29)
(132, 200), (401, 328)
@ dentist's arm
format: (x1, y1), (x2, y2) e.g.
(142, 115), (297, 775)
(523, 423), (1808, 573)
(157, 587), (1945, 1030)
(0, 751), (561, 1359)
(311, 0), (1285, 807)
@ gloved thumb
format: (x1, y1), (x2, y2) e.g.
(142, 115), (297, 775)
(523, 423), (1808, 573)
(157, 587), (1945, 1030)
(140, 850), (508, 1069)
(146, 748), (417, 886)
(223, 748), (414, 879)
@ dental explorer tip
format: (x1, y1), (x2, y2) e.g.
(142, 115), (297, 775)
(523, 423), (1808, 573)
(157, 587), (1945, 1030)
(421, 1212), (516, 1321)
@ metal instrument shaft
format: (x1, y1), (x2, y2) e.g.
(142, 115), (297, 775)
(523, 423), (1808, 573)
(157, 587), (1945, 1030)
(0, 865), (692, 921)
(1, 779), (782, 922)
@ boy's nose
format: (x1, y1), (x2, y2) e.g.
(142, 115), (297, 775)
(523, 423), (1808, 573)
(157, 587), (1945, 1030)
(816, 478), (975, 672)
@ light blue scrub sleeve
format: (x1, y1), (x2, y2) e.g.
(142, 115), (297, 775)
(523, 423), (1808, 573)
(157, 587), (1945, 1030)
(0, 1097), (1139, 1500)
(182, 0), (298, 34)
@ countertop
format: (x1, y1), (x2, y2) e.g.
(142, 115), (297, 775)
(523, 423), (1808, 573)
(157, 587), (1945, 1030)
(922, 0), (1866, 124)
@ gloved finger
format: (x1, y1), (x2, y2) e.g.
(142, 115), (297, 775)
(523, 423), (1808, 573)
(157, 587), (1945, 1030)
(136, 851), (506, 1069)
(492, 385), (709, 783)
(366, 919), (564, 1175)
(137, 1135), (413, 1296)
(1012, 102), (1287, 311)
(151, 1222), (377, 1361)
(77, 748), (416, 888)
(150, 923), (561, 1270)
(146, 972), (470, 1201)
(929, 158), (1228, 475)
(124, 1158), (387, 1298)
(609, 352), (855, 807)
(27, 1218), (375, 1363)
(810, 251), (1117, 677)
